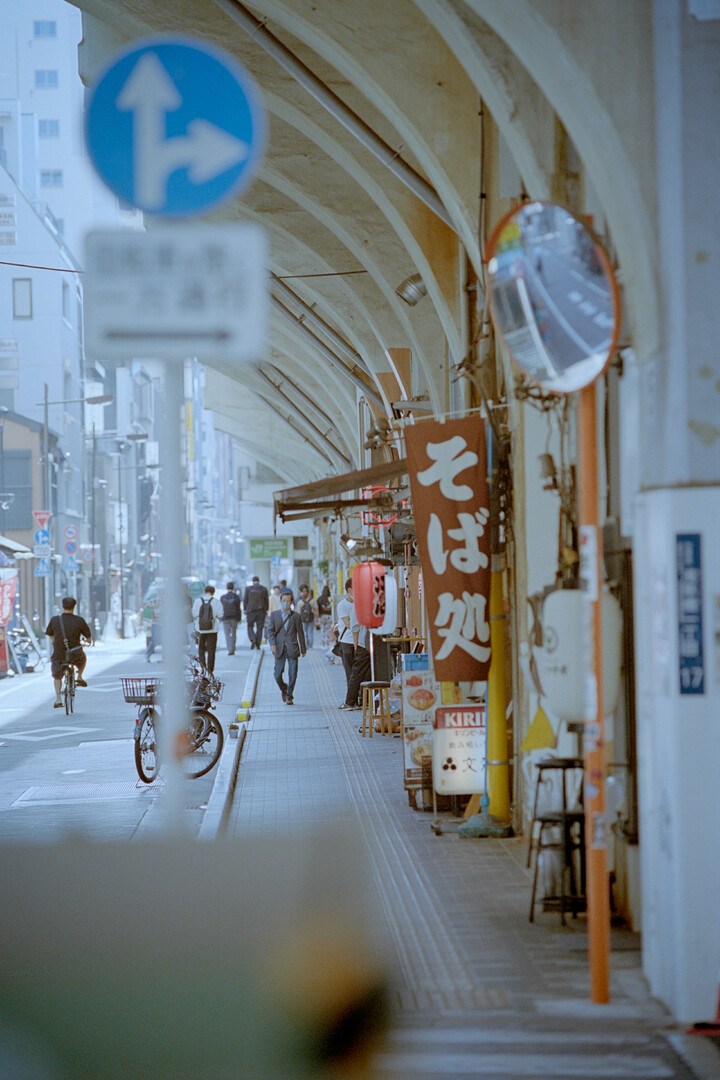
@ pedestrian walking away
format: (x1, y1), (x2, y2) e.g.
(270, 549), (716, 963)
(268, 584), (281, 613)
(266, 589), (306, 704)
(296, 584), (319, 648)
(243, 575), (269, 649)
(46, 597), (92, 707)
(146, 588), (163, 662)
(317, 581), (333, 648)
(220, 581), (242, 654)
(336, 578), (355, 695)
(192, 585), (223, 673)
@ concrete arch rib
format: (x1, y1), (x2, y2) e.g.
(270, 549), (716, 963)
(459, 0), (660, 357)
(242, 0), (482, 273)
(259, 163), (444, 411)
(240, 364), (352, 472)
(259, 87), (463, 375)
(205, 369), (338, 480)
(411, 0), (555, 202)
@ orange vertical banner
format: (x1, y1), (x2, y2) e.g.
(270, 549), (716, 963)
(405, 417), (491, 682)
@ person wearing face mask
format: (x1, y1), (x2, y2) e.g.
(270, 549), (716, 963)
(191, 584), (223, 673)
(266, 589), (306, 705)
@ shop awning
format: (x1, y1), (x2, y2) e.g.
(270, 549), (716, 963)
(0, 534), (33, 556)
(274, 457), (408, 525)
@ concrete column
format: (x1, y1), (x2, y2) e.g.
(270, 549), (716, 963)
(632, 2), (720, 1023)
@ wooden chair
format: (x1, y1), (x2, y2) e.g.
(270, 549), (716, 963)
(360, 681), (391, 737)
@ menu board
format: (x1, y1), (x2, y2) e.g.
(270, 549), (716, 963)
(401, 671), (441, 789)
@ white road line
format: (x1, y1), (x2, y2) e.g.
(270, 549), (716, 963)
(377, 1051), (674, 1076)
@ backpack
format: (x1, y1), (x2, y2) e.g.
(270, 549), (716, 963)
(246, 586), (265, 612)
(198, 599), (214, 632)
(299, 599), (314, 623)
(221, 593), (241, 620)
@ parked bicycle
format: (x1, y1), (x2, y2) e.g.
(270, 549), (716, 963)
(121, 660), (224, 784)
(60, 661), (76, 715)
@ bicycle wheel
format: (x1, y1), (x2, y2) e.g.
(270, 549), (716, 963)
(179, 710), (223, 779)
(134, 708), (160, 784)
(63, 668), (74, 715)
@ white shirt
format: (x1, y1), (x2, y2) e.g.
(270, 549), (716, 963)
(192, 594), (223, 634)
(336, 597), (353, 642)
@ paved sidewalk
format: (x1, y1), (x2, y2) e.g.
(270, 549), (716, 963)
(225, 647), (720, 1080)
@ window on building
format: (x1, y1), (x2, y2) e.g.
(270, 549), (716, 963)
(40, 169), (62, 188)
(62, 280), (71, 322)
(34, 70), (58, 89)
(2, 451), (32, 529)
(33, 21), (57, 38)
(39, 119), (59, 138)
(12, 278), (32, 319)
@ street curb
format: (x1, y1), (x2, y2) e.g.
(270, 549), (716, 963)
(198, 649), (264, 841)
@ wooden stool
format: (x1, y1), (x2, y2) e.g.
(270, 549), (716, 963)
(360, 681), (391, 737)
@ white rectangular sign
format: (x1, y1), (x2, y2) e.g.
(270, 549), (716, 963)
(432, 704), (486, 795)
(84, 224), (267, 362)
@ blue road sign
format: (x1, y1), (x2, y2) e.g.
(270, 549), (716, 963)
(64, 540), (78, 555)
(65, 556), (80, 574)
(34, 528), (50, 545)
(34, 558), (51, 578)
(86, 36), (265, 217)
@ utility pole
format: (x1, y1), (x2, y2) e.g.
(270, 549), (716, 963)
(42, 383), (51, 624)
(116, 443), (125, 639)
(90, 425), (97, 640)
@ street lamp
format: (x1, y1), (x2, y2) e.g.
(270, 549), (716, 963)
(37, 387), (114, 623)
(88, 428), (147, 641)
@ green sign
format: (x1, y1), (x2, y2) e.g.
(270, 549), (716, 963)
(250, 538), (289, 560)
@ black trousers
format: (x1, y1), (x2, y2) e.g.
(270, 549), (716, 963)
(246, 611), (266, 647)
(339, 642), (355, 689)
(198, 632), (218, 673)
(345, 646), (371, 706)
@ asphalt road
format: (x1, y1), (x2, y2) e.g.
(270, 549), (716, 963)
(0, 634), (249, 844)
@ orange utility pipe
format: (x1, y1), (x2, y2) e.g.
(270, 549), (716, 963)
(578, 384), (611, 1003)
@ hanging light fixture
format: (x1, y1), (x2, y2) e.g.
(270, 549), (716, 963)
(395, 274), (427, 306)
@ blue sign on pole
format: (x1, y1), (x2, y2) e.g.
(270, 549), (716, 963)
(34, 558), (51, 578)
(86, 36), (265, 217)
(34, 528), (50, 545)
(676, 533), (704, 695)
(65, 555), (80, 574)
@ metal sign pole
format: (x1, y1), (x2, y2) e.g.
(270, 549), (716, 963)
(579, 383), (610, 1003)
(158, 362), (187, 834)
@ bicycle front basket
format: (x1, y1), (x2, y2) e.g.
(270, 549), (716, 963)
(120, 676), (162, 705)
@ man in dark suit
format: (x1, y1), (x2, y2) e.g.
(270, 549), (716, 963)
(243, 575), (269, 650)
(266, 589), (306, 705)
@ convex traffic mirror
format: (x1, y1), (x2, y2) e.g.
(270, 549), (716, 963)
(486, 202), (620, 394)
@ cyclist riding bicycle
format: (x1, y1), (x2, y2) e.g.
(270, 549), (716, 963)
(46, 597), (91, 709)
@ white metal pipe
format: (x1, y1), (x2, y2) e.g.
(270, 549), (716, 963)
(213, 0), (456, 231)
(270, 293), (384, 406)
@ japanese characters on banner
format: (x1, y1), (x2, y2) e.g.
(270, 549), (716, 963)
(0, 569), (18, 623)
(405, 417), (491, 682)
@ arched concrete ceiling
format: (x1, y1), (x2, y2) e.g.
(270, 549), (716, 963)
(75, 0), (658, 481)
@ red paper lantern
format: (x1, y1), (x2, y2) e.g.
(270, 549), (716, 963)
(352, 561), (386, 628)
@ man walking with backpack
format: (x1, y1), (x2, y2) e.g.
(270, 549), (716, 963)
(243, 575), (269, 650)
(220, 581), (242, 655)
(192, 584), (223, 672)
(296, 584), (319, 648)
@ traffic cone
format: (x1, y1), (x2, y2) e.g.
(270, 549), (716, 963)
(686, 966), (720, 1037)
